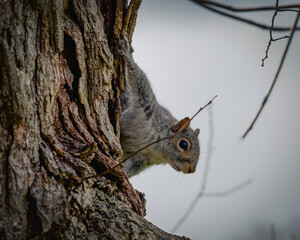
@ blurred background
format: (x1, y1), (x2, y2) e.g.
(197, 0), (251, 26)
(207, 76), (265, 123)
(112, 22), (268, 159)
(129, 0), (300, 239)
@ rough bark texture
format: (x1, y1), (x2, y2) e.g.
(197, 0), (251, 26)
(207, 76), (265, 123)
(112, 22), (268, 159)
(0, 0), (188, 239)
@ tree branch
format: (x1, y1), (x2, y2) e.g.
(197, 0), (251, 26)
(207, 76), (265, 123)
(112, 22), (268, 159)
(171, 104), (215, 233)
(192, 0), (300, 12)
(261, 0), (289, 67)
(172, 105), (252, 233)
(190, 0), (300, 31)
(242, 8), (300, 138)
(202, 179), (253, 197)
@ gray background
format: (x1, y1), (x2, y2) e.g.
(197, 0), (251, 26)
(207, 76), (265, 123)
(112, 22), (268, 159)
(129, 0), (300, 239)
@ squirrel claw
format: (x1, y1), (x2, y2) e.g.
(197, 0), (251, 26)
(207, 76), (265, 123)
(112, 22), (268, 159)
(116, 49), (126, 56)
(118, 36), (134, 54)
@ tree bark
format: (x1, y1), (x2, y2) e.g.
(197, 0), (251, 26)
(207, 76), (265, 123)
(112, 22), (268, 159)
(0, 0), (187, 239)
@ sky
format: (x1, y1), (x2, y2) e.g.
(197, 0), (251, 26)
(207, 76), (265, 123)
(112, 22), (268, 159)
(129, 0), (300, 239)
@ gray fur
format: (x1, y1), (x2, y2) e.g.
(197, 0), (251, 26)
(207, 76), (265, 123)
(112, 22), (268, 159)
(118, 37), (200, 178)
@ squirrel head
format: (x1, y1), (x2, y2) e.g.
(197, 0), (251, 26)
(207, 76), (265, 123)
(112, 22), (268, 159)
(160, 117), (200, 174)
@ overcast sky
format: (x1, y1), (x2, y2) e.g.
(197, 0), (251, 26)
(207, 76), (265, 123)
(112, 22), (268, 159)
(129, 0), (300, 239)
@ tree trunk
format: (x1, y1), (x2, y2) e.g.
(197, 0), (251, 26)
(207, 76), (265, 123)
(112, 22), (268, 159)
(0, 0), (187, 239)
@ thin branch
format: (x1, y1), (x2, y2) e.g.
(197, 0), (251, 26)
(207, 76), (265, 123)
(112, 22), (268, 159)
(82, 95), (218, 182)
(172, 179), (252, 232)
(193, 0), (300, 12)
(242, 8), (300, 138)
(202, 179), (252, 197)
(190, 0), (300, 32)
(172, 104), (215, 233)
(278, 9), (300, 13)
(190, 95), (217, 121)
(83, 136), (172, 181)
(172, 105), (252, 233)
(261, 0), (290, 67)
(272, 35), (290, 41)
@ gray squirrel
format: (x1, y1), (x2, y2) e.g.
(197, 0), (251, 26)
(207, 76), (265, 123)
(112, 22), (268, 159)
(117, 36), (200, 177)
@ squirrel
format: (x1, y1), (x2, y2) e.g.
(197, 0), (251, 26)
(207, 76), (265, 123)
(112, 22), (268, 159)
(117, 36), (200, 178)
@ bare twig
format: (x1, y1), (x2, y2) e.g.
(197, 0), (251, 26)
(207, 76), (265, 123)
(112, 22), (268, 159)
(202, 179), (252, 197)
(171, 103), (215, 233)
(172, 179), (252, 232)
(82, 136), (172, 181)
(82, 95), (217, 181)
(192, 0), (300, 12)
(242, 8), (300, 138)
(262, 0), (290, 67)
(190, 0), (300, 32)
(172, 105), (252, 233)
(190, 95), (217, 121)
(278, 9), (300, 13)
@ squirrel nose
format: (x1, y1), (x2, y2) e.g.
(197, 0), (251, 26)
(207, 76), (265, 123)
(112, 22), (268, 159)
(187, 166), (196, 173)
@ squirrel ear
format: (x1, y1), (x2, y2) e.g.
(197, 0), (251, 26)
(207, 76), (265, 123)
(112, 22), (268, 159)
(171, 117), (190, 132)
(195, 128), (200, 136)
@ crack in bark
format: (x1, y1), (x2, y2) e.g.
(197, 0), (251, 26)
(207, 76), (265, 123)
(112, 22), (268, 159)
(0, 0), (189, 239)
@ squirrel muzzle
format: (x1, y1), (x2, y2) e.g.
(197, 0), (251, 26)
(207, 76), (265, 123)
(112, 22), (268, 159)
(181, 162), (196, 174)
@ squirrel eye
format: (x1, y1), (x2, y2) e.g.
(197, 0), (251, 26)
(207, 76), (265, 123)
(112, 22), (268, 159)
(178, 139), (189, 151)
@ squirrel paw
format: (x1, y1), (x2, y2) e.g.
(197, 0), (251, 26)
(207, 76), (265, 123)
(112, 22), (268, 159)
(117, 36), (134, 61)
